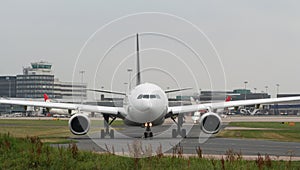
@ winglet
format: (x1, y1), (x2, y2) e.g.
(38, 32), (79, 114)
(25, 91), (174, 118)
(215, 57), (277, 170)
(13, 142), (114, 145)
(44, 93), (49, 102)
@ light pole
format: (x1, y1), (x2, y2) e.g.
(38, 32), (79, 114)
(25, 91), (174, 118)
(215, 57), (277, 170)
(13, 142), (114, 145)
(244, 81), (248, 100)
(265, 86), (268, 94)
(124, 82), (128, 93)
(199, 88), (202, 101)
(261, 91), (265, 99)
(276, 84), (280, 97)
(254, 87), (257, 94)
(127, 68), (133, 91)
(101, 86), (104, 101)
(79, 70), (85, 104)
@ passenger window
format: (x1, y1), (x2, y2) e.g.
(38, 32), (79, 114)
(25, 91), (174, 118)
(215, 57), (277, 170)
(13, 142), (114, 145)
(143, 95), (150, 99)
(150, 95), (156, 99)
(156, 95), (161, 99)
(137, 94), (143, 99)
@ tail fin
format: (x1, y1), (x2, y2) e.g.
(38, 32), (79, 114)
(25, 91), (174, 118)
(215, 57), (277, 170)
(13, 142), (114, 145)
(225, 96), (232, 102)
(43, 93), (49, 102)
(136, 33), (141, 86)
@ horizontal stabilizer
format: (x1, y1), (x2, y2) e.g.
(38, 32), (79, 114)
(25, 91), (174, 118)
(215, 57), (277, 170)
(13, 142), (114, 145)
(87, 89), (126, 96)
(165, 87), (193, 94)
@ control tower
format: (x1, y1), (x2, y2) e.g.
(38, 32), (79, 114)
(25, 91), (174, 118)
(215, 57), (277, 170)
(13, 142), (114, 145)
(16, 61), (86, 100)
(23, 61), (53, 75)
(17, 61), (54, 98)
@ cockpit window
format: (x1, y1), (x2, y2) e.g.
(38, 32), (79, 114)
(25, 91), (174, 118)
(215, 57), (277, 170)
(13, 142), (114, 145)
(143, 95), (150, 99)
(137, 94), (161, 99)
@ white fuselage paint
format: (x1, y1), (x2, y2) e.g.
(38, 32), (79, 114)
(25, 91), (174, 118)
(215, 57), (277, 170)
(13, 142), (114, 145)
(122, 83), (168, 126)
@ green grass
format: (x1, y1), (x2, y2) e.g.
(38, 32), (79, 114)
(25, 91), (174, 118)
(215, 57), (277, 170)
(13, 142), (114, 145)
(0, 119), (123, 143)
(229, 122), (300, 129)
(0, 119), (70, 143)
(218, 122), (300, 142)
(1, 133), (300, 169)
(0, 119), (123, 127)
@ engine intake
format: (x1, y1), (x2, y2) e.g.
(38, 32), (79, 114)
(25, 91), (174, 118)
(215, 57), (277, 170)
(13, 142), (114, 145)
(200, 112), (222, 134)
(68, 114), (90, 135)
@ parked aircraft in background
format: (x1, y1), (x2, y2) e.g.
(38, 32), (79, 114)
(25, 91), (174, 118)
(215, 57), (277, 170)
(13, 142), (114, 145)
(43, 94), (74, 116)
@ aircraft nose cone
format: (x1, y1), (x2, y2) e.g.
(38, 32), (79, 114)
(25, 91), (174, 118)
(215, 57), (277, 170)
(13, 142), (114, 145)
(144, 101), (152, 111)
(136, 100), (152, 112)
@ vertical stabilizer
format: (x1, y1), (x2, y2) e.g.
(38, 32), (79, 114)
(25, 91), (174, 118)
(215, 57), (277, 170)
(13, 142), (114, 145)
(136, 33), (141, 86)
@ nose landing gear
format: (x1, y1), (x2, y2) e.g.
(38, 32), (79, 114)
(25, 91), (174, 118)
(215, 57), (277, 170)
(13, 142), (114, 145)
(144, 122), (153, 138)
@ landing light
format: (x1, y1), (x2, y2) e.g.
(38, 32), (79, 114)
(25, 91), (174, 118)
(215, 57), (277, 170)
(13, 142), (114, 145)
(144, 122), (153, 127)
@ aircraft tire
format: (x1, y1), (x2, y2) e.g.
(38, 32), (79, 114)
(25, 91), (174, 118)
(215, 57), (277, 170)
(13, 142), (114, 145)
(110, 129), (114, 139)
(100, 129), (105, 139)
(181, 129), (186, 138)
(144, 132), (148, 138)
(172, 129), (177, 138)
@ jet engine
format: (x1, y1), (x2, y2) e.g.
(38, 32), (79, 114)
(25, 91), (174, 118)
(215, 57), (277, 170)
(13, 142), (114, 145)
(68, 114), (90, 135)
(200, 112), (222, 134)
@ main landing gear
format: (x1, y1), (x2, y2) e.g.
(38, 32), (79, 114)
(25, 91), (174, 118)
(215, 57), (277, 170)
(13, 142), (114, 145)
(144, 122), (153, 138)
(100, 114), (116, 139)
(171, 114), (186, 138)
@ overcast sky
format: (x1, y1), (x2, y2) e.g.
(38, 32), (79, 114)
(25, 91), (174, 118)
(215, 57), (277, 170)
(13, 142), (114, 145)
(1, 0), (299, 98)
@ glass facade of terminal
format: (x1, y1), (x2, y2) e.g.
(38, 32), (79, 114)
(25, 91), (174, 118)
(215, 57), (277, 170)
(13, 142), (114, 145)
(53, 81), (86, 99)
(0, 76), (17, 97)
(16, 74), (55, 98)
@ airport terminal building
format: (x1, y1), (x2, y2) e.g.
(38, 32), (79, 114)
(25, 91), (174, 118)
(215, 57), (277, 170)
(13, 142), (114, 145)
(175, 90), (300, 115)
(16, 62), (55, 98)
(0, 61), (87, 113)
(176, 89), (270, 102)
(16, 61), (86, 99)
(0, 76), (16, 98)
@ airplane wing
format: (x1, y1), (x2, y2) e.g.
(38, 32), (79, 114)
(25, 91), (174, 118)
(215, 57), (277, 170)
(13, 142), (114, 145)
(0, 98), (126, 118)
(168, 96), (300, 114)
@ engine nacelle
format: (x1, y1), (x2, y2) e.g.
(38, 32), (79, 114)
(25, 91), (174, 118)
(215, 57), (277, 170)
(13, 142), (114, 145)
(68, 114), (90, 135)
(200, 112), (222, 134)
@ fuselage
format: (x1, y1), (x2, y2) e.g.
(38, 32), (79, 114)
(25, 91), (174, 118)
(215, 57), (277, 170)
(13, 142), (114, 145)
(123, 83), (168, 126)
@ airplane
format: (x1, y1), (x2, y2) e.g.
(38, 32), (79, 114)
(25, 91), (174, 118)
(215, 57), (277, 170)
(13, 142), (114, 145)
(43, 93), (74, 116)
(1, 33), (300, 139)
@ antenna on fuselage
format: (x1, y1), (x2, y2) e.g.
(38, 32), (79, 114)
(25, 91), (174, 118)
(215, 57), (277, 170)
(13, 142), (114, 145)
(136, 33), (141, 86)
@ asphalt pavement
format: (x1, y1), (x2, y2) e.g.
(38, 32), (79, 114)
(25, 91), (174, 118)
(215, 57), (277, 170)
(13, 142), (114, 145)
(53, 123), (300, 159)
